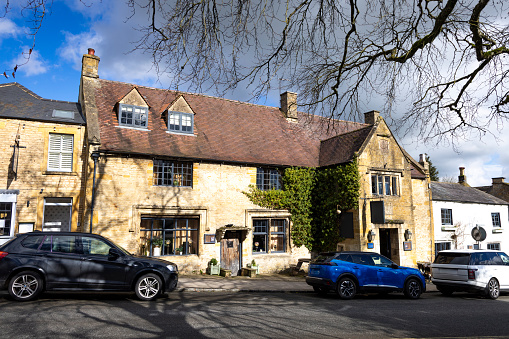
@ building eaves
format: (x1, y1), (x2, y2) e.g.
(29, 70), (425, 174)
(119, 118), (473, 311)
(430, 181), (509, 205)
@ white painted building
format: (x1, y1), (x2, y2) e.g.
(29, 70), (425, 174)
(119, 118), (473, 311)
(431, 179), (509, 254)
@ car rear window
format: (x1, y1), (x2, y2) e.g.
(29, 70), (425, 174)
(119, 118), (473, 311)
(434, 252), (470, 265)
(312, 253), (338, 263)
(21, 235), (45, 250)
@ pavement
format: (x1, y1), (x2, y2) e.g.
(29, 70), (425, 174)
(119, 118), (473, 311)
(177, 273), (438, 293)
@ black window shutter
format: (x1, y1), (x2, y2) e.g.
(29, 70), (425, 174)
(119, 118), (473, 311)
(370, 201), (385, 224)
(339, 212), (354, 238)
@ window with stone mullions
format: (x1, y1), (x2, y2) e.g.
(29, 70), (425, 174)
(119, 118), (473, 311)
(371, 174), (398, 196)
(253, 219), (286, 254)
(256, 168), (282, 190)
(119, 103), (148, 128)
(153, 160), (193, 187)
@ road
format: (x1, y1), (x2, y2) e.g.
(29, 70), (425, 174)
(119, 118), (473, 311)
(1, 290), (509, 338)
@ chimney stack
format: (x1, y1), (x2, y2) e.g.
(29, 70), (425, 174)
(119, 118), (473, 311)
(419, 154), (430, 173)
(81, 48), (100, 78)
(364, 110), (380, 125)
(280, 92), (297, 122)
(458, 167), (469, 186)
(492, 177), (506, 184)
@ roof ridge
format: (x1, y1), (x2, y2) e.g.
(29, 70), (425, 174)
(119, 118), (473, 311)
(0, 82), (43, 100)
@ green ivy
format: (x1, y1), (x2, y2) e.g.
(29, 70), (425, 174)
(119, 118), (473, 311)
(311, 161), (360, 252)
(243, 160), (360, 252)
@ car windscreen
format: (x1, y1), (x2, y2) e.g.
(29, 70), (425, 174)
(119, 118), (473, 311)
(434, 252), (470, 265)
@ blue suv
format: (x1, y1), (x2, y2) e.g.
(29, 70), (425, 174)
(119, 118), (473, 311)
(306, 251), (426, 299)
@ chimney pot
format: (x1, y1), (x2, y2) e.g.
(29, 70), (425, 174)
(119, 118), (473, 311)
(88, 48), (95, 55)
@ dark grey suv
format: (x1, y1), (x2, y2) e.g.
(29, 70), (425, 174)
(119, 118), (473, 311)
(0, 232), (178, 301)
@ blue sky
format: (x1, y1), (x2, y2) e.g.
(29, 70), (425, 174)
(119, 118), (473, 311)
(1, 0), (507, 186)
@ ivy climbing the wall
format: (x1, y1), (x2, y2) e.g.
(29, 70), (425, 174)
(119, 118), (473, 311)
(243, 160), (360, 252)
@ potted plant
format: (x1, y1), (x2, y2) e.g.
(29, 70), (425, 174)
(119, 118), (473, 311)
(208, 258), (220, 275)
(152, 238), (164, 256)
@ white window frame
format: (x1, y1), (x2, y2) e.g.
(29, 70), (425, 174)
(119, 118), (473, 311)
(48, 133), (73, 172)
(0, 193), (17, 244)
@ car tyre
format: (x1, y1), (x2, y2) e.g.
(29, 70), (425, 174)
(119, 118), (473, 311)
(486, 278), (500, 300)
(135, 273), (162, 301)
(437, 286), (454, 296)
(8, 270), (43, 302)
(337, 277), (356, 300)
(404, 278), (422, 299)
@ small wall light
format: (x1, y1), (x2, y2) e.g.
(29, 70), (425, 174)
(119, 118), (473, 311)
(404, 229), (413, 241)
(367, 230), (376, 242)
(26, 200), (30, 207)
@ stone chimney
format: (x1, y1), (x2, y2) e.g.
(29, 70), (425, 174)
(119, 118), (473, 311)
(280, 92), (297, 122)
(458, 167), (469, 186)
(81, 48), (100, 78)
(364, 110), (380, 125)
(492, 177), (506, 185)
(419, 154), (430, 172)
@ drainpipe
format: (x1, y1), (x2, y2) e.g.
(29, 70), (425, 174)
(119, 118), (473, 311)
(89, 151), (100, 233)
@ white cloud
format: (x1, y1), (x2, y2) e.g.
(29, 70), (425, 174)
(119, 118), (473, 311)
(13, 48), (48, 76)
(0, 18), (20, 43)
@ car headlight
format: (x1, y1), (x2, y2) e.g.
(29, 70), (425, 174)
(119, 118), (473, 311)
(166, 264), (178, 272)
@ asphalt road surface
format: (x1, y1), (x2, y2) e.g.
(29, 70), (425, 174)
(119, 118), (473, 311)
(1, 290), (509, 338)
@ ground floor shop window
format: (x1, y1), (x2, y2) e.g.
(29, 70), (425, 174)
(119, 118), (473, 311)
(140, 217), (199, 256)
(43, 198), (72, 232)
(253, 218), (287, 254)
(0, 202), (13, 236)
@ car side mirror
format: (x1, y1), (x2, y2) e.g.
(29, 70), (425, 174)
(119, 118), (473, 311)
(108, 248), (122, 260)
(391, 263), (399, 269)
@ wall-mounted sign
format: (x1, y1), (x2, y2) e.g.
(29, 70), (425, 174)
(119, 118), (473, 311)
(403, 241), (412, 251)
(204, 234), (216, 244)
(367, 242), (374, 249)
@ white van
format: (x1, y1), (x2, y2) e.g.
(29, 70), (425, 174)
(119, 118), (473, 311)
(431, 250), (509, 299)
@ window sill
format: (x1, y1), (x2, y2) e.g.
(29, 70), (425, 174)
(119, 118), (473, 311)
(153, 185), (193, 189)
(166, 131), (196, 137)
(43, 171), (78, 176)
(116, 125), (150, 131)
(492, 228), (503, 234)
(441, 226), (456, 231)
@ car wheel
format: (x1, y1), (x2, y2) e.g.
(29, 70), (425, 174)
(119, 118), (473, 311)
(404, 278), (422, 299)
(8, 271), (43, 302)
(486, 278), (500, 300)
(135, 273), (162, 301)
(437, 286), (454, 296)
(337, 277), (356, 300)
(313, 286), (328, 295)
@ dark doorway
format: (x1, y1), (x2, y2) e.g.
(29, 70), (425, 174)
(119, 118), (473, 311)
(379, 229), (392, 259)
(220, 231), (241, 276)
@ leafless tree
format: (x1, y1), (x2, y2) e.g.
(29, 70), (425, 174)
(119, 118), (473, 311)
(5, 0), (509, 143)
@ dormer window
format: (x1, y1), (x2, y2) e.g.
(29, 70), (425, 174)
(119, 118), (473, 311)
(119, 103), (148, 128)
(168, 111), (194, 134)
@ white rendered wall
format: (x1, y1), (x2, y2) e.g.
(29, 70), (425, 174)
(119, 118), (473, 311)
(433, 200), (509, 251)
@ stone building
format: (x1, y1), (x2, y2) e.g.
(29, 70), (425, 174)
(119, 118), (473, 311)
(78, 49), (433, 273)
(0, 83), (85, 245)
(476, 177), (509, 203)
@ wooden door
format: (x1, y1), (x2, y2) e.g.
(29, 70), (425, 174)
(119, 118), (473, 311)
(220, 238), (240, 276)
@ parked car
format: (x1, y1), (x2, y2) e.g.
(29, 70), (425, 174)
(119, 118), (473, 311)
(0, 232), (178, 301)
(306, 251), (426, 299)
(431, 249), (509, 299)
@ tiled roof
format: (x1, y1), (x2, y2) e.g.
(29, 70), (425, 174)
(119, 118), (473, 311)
(319, 127), (373, 166)
(430, 182), (509, 205)
(0, 83), (84, 124)
(92, 79), (369, 167)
